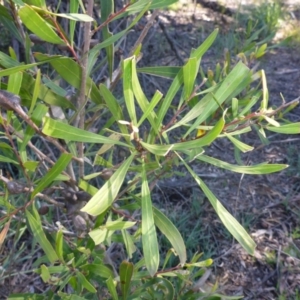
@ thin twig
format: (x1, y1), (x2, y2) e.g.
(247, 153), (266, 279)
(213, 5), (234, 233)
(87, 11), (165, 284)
(110, 10), (159, 91)
(156, 16), (185, 64)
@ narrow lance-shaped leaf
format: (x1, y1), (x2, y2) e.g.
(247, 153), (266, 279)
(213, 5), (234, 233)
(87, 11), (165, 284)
(266, 122), (300, 134)
(21, 103), (48, 151)
(123, 57), (137, 124)
(69, 0), (79, 47)
(141, 161), (159, 277)
(122, 229), (137, 259)
(26, 208), (58, 263)
(184, 61), (252, 137)
(131, 56), (160, 135)
(183, 57), (198, 100)
(178, 153), (256, 255)
(42, 117), (129, 147)
(31, 153), (72, 197)
(18, 5), (63, 44)
(137, 66), (181, 79)
(119, 260), (133, 300)
(106, 277), (118, 300)
(99, 84), (129, 139)
(141, 114), (224, 156)
(35, 54), (102, 105)
(224, 133), (254, 153)
(195, 154), (288, 174)
(153, 206), (186, 266)
(81, 153), (135, 216)
(101, 0), (114, 79)
(29, 67), (41, 114)
(7, 71), (22, 94)
(87, 2), (150, 74)
(0, 57), (61, 77)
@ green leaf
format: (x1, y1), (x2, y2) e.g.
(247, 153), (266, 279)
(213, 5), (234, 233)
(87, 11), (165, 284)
(260, 70), (269, 110)
(0, 57), (59, 76)
(0, 155), (18, 164)
(29, 69), (41, 114)
(89, 227), (108, 245)
(238, 94), (260, 117)
(31, 153), (72, 197)
(80, 264), (114, 279)
(185, 258), (213, 268)
(178, 155), (256, 255)
(138, 90), (163, 128)
(266, 122), (300, 134)
(224, 133), (254, 153)
(81, 153), (135, 216)
(7, 71), (22, 94)
(195, 154), (288, 174)
(180, 61), (251, 137)
(0, 5), (22, 42)
(153, 207), (186, 266)
(106, 277), (118, 300)
(99, 84), (129, 138)
(131, 56), (160, 134)
(55, 230), (64, 261)
(53, 13), (93, 22)
(150, 0), (177, 9)
(121, 229), (137, 259)
(69, 0), (79, 47)
(104, 219), (136, 230)
(76, 271), (97, 293)
(42, 117), (129, 147)
(137, 66), (181, 79)
(157, 68), (183, 128)
(21, 103), (48, 151)
(18, 5), (63, 44)
(0, 51), (20, 68)
(26, 208), (58, 263)
(23, 161), (39, 171)
(141, 115), (224, 156)
(35, 54), (102, 105)
(183, 57), (198, 99)
(119, 261), (133, 300)
(141, 162), (159, 277)
(263, 115), (280, 127)
(190, 29), (219, 60)
(101, 0), (114, 79)
(40, 265), (51, 282)
(123, 57), (137, 124)
(88, 2), (150, 74)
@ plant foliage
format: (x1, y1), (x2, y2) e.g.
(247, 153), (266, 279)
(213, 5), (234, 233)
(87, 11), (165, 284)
(0, 0), (298, 299)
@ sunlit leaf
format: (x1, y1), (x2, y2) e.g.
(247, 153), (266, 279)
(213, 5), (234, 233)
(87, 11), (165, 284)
(42, 117), (129, 147)
(81, 153), (135, 216)
(266, 122), (300, 134)
(31, 153), (72, 197)
(153, 207), (186, 266)
(141, 162), (159, 277)
(26, 208), (58, 263)
(195, 154), (288, 174)
(18, 5), (63, 44)
(178, 154), (256, 255)
(119, 261), (133, 300)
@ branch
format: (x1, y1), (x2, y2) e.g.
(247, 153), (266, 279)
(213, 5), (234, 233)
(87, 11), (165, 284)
(77, 0), (94, 178)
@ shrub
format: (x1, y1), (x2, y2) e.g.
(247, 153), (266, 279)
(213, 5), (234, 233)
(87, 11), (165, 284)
(0, 0), (299, 299)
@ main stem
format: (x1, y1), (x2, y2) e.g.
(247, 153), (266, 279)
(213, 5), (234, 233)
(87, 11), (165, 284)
(78, 0), (94, 178)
